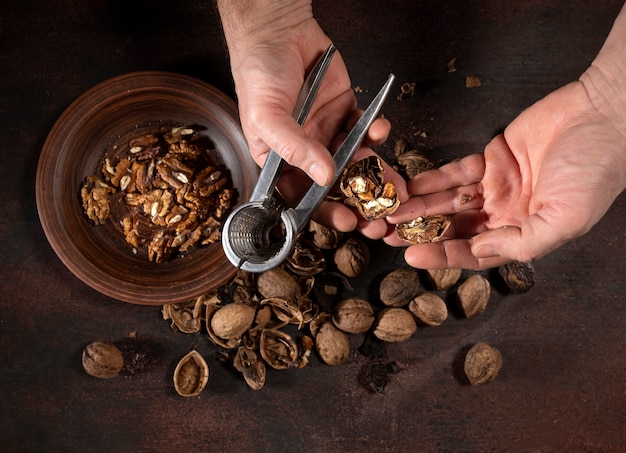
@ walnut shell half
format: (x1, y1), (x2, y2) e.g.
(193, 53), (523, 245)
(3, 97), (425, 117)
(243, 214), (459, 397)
(173, 350), (209, 397)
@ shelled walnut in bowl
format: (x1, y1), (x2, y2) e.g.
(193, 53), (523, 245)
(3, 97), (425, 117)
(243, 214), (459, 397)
(80, 126), (235, 263)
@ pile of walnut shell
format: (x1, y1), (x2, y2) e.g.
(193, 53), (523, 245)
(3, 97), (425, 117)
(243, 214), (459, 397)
(163, 216), (534, 394)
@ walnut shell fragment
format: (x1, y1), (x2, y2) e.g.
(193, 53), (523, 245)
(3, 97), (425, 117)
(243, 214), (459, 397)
(464, 342), (502, 386)
(259, 329), (299, 370)
(173, 350), (209, 397)
(340, 156), (400, 220)
(457, 274), (491, 318)
(82, 340), (124, 379)
(233, 346), (266, 391)
(396, 215), (451, 244)
(379, 268), (420, 307)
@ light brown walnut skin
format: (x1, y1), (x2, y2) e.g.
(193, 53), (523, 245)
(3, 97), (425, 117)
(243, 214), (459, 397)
(379, 268), (420, 307)
(332, 297), (375, 334)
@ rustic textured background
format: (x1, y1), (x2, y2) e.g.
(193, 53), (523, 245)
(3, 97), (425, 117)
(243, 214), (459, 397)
(1, 1), (624, 451)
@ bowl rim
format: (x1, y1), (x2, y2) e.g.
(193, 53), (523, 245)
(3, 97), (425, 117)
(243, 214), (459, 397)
(36, 70), (257, 305)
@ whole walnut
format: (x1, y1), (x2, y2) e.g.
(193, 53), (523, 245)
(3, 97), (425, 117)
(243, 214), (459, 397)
(315, 320), (350, 366)
(423, 268), (462, 291)
(332, 297), (375, 334)
(464, 342), (502, 386)
(256, 267), (300, 300)
(456, 274), (491, 318)
(82, 340), (124, 379)
(373, 308), (417, 342)
(334, 237), (370, 278)
(408, 292), (448, 326)
(379, 268), (420, 307)
(498, 261), (535, 293)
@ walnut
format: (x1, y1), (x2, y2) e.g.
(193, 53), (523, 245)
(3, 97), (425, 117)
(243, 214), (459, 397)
(334, 237), (370, 278)
(256, 267), (301, 300)
(423, 268), (462, 291)
(372, 308), (417, 342)
(395, 215), (451, 244)
(314, 319), (350, 366)
(397, 150), (435, 179)
(464, 343), (502, 386)
(210, 302), (257, 340)
(332, 297), (375, 334)
(498, 261), (535, 294)
(379, 268), (421, 307)
(340, 156), (400, 220)
(82, 341), (124, 379)
(408, 292), (448, 326)
(457, 274), (491, 318)
(173, 350), (209, 397)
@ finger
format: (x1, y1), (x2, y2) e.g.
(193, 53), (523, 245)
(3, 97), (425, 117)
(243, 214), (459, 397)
(356, 217), (390, 240)
(310, 199), (359, 233)
(470, 209), (574, 263)
(408, 153), (486, 195)
(348, 146), (409, 202)
(386, 183), (484, 223)
(344, 109), (392, 147)
(402, 240), (509, 270)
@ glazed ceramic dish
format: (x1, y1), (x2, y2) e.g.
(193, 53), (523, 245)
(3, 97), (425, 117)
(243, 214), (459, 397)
(36, 71), (257, 305)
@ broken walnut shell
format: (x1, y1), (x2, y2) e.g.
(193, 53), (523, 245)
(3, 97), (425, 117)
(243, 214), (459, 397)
(395, 215), (451, 244)
(82, 340), (124, 379)
(464, 342), (502, 386)
(259, 328), (299, 370)
(173, 350), (209, 397)
(233, 346), (266, 391)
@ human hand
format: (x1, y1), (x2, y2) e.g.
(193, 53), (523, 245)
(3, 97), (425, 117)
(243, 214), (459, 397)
(217, 0), (391, 233)
(384, 80), (626, 269)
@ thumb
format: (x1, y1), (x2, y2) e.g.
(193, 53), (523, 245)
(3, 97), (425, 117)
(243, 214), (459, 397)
(470, 214), (570, 263)
(252, 115), (336, 186)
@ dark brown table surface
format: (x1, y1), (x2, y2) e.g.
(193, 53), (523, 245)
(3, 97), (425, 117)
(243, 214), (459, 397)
(1, 1), (625, 452)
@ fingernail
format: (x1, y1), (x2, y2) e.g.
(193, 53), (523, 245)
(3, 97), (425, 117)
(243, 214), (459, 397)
(473, 245), (499, 258)
(308, 163), (330, 186)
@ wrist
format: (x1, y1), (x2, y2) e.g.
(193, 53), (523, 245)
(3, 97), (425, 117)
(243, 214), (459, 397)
(217, 0), (313, 54)
(579, 4), (626, 141)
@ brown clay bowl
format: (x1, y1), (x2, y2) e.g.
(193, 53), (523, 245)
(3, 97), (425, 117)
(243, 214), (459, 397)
(36, 71), (258, 305)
